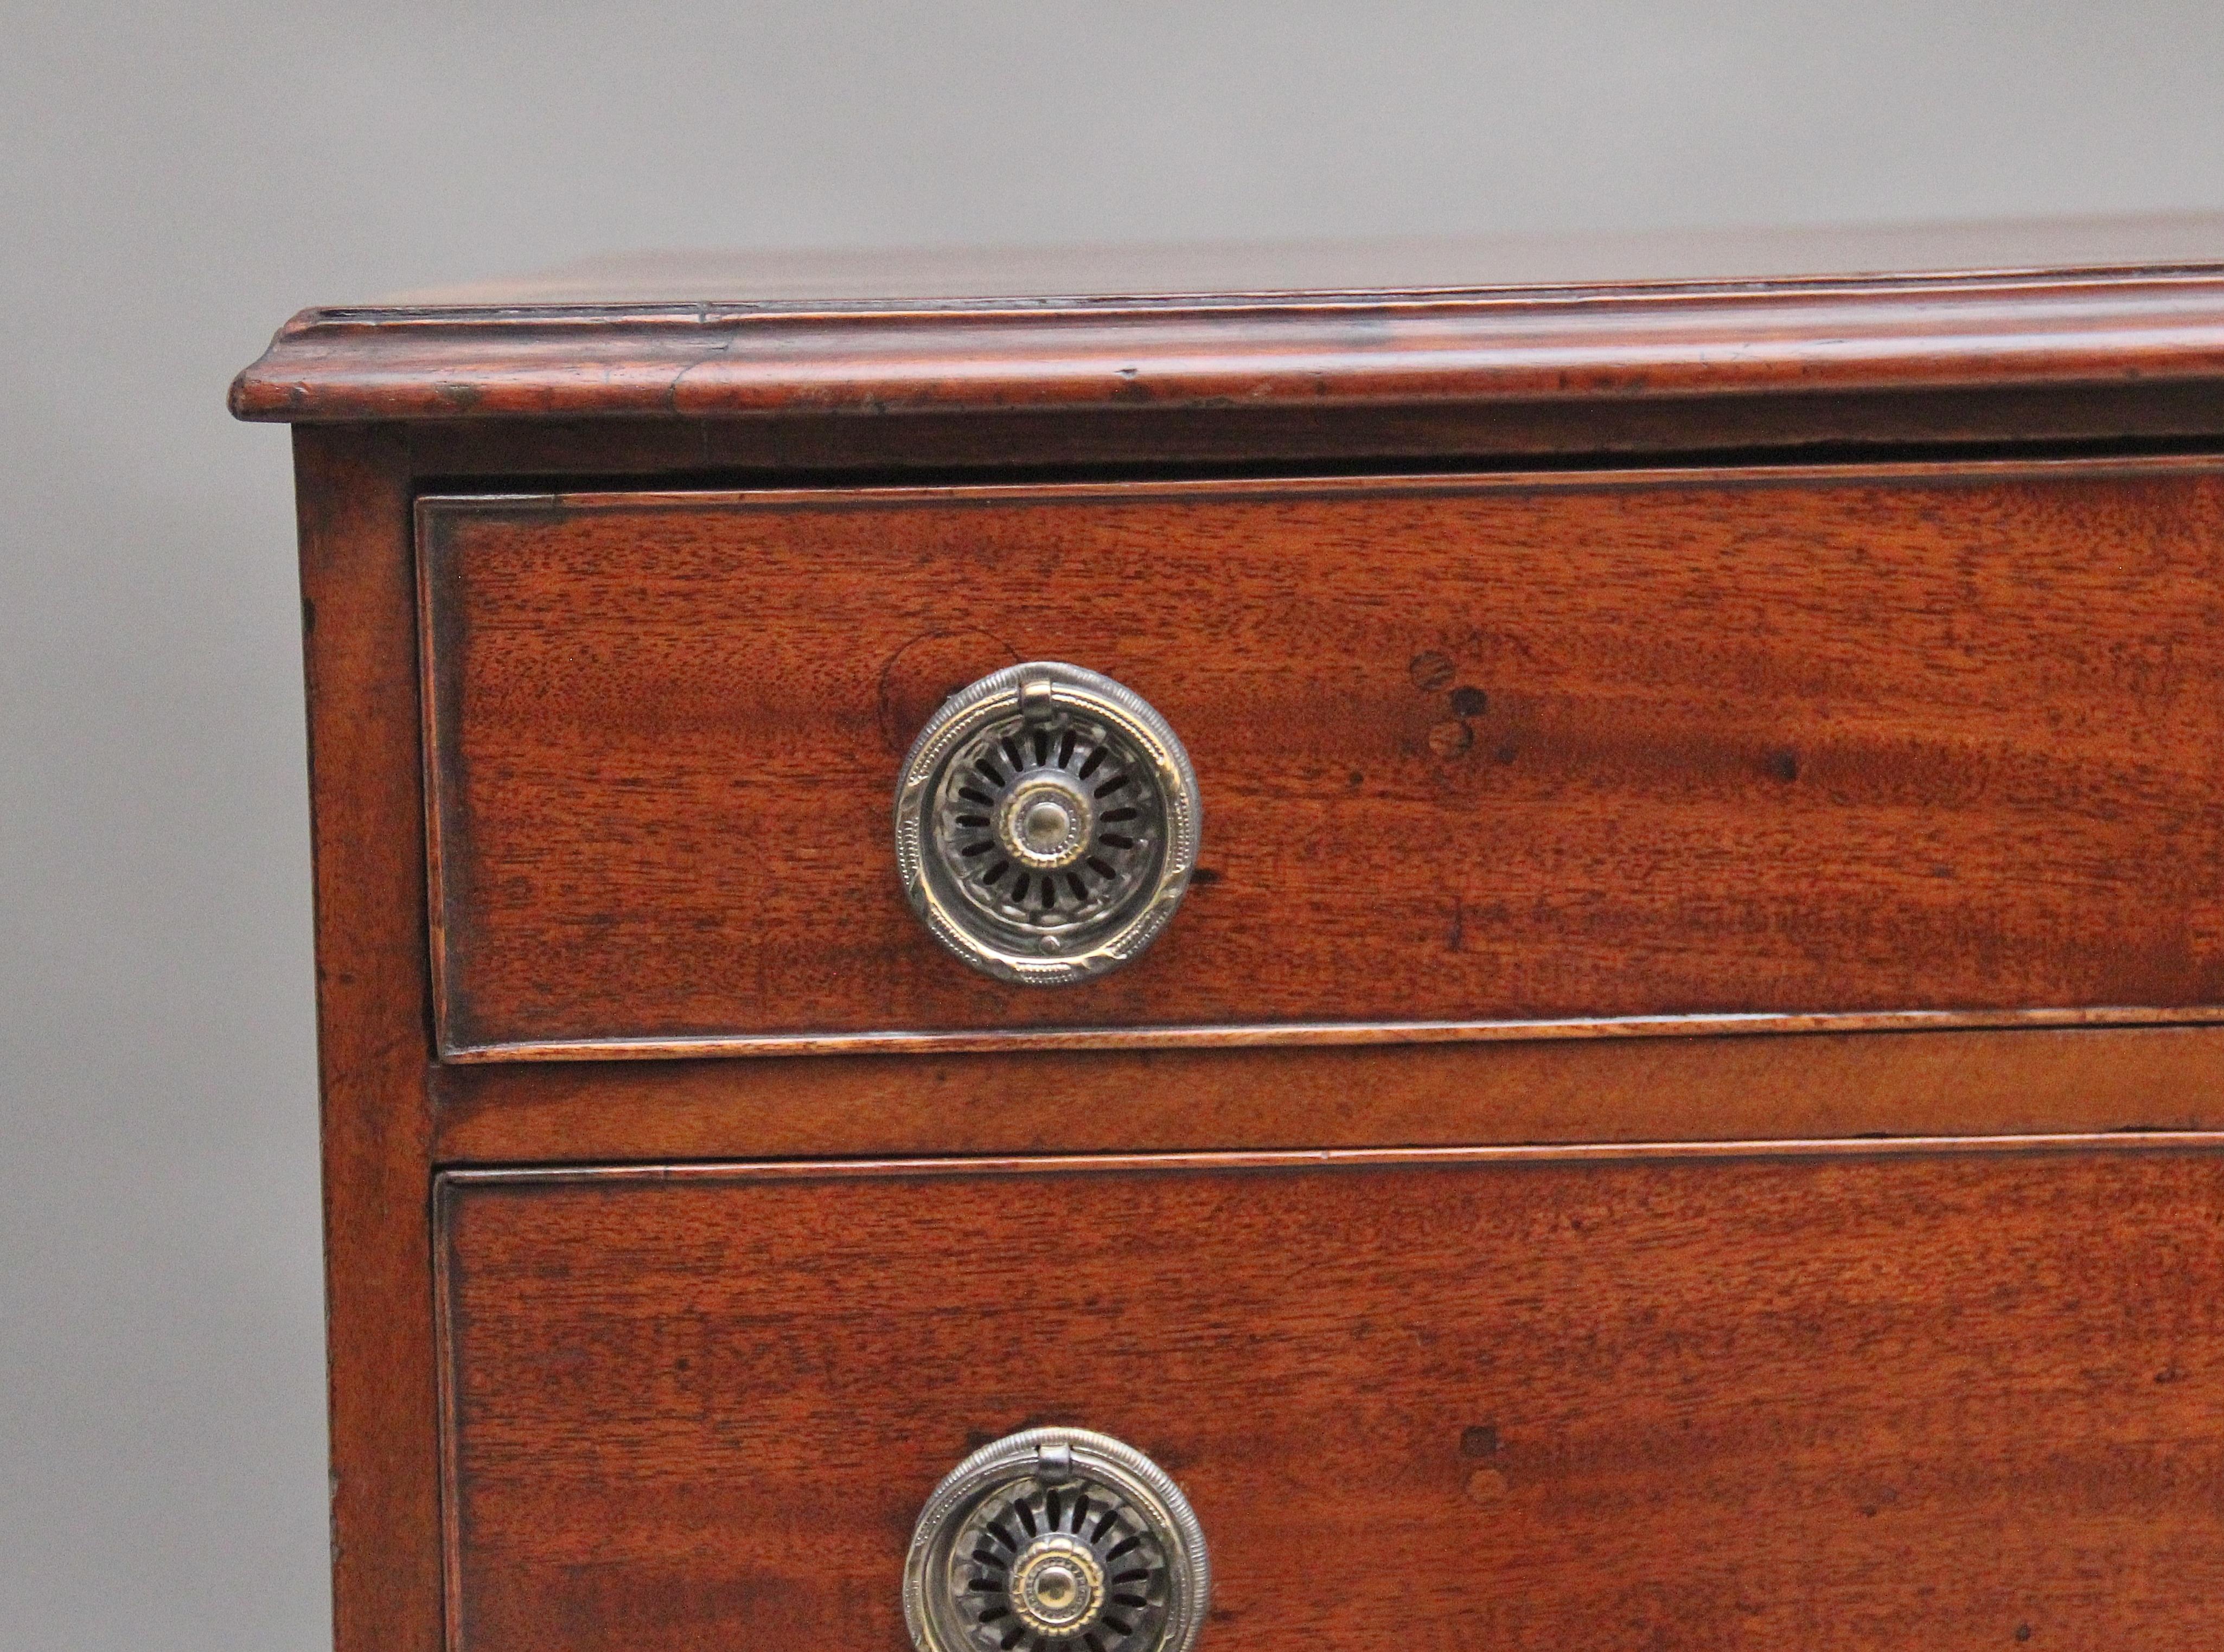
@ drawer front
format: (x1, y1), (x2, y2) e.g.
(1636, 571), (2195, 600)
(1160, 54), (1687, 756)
(419, 459), (2224, 1059)
(438, 1149), (2224, 1650)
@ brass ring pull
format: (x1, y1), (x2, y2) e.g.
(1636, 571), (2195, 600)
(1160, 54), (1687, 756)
(904, 1427), (1211, 1652)
(893, 663), (1201, 985)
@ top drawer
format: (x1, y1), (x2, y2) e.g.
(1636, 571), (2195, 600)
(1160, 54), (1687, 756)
(418, 459), (2224, 1060)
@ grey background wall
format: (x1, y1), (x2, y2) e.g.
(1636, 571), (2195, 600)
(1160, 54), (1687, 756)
(4, 4), (2223, 1648)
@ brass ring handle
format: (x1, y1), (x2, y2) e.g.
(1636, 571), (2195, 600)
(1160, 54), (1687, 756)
(904, 1427), (1211, 1652)
(893, 663), (1201, 985)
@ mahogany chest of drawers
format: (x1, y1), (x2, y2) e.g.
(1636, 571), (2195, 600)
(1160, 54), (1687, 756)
(234, 223), (2224, 1651)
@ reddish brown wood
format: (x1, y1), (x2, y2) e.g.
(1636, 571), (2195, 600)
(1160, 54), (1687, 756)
(241, 230), (2224, 1652)
(421, 458), (2224, 1058)
(292, 426), (444, 1652)
(392, 380), (2224, 477)
(233, 272), (2224, 424)
(426, 1006), (2224, 1061)
(231, 223), (2224, 427)
(427, 1022), (2224, 1163)
(424, 1008), (2224, 1062)
(438, 1142), (2224, 1651)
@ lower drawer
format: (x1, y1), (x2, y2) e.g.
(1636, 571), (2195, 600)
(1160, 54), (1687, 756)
(437, 1147), (2224, 1650)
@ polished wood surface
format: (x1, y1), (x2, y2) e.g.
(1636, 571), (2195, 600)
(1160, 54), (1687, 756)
(439, 1143), (2224, 1651)
(428, 1023), (2224, 1163)
(242, 229), (2224, 1652)
(392, 382), (2224, 473)
(423, 458), (2224, 1059)
(232, 217), (2224, 426)
(234, 270), (2224, 426)
(293, 427), (445, 1652)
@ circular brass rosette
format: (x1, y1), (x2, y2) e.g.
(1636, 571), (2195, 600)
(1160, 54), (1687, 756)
(894, 663), (1200, 985)
(904, 1428), (1211, 1652)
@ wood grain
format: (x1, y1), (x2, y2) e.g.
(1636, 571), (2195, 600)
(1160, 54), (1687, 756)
(439, 1143), (2224, 1651)
(427, 1023), (2224, 1164)
(420, 1008), (2224, 1062)
(292, 427), (444, 1652)
(231, 262), (2224, 425)
(391, 380), (2224, 476)
(245, 235), (2224, 1652)
(421, 458), (2224, 1058)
